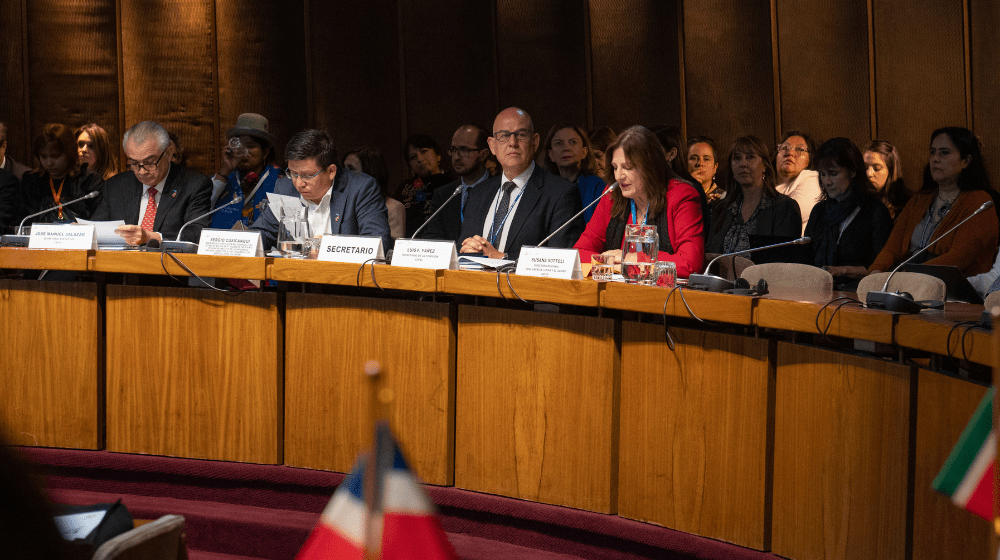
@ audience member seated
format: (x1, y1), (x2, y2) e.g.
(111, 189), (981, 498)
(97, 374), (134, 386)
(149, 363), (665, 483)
(863, 139), (910, 220)
(167, 131), (187, 167)
(399, 134), (453, 237)
(967, 246), (1000, 298)
(92, 121), (212, 244)
(0, 168), (17, 234)
(251, 129), (390, 250)
(210, 113), (282, 229)
(687, 135), (724, 203)
(804, 137), (893, 291)
(459, 107), (583, 260)
(75, 123), (119, 180)
(587, 125), (617, 180)
(420, 124), (491, 242)
(869, 127), (999, 276)
(574, 125), (704, 278)
(343, 146), (404, 239)
(706, 135), (801, 259)
(0, 121), (31, 179)
(652, 125), (711, 236)
(18, 123), (101, 227)
(775, 130), (821, 235)
(541, 124), (605, 222)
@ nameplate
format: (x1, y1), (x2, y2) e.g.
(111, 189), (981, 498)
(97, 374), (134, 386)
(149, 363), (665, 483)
(197, 229), (264, 257)
(390, 239), (458, 270)
(515, 247), (582, 280)
(318, 235), (385, 263)
(28, 224), (96, 250)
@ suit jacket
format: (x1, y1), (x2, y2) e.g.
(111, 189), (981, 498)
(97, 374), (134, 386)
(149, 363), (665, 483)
(251, 169), (391, 251)
(17, 169), (102, 227)
(0, 168), (18, 233)
(91, 164), (213, 243)
(459, 165), (584, 260)
(420, 178), (463, 242)
(706, 192), (802, 254)
(1, 156), (30, 180)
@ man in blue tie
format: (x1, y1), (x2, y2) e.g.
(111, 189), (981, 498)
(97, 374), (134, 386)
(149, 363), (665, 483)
(420, 124), (491, 242)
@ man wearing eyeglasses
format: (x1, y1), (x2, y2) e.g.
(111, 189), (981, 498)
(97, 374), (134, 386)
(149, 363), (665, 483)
(92, 121), (212, 245)
(250, 129), (390, 250)
(459, 107), (583, 260)
(420, 124), (491, 242)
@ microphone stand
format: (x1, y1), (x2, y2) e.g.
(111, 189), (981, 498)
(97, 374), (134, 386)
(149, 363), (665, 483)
(409, 184), (463, 241)
(161, 193), (244, 253)
(688, 237), (812, 292)
(1, 191), (102, 247)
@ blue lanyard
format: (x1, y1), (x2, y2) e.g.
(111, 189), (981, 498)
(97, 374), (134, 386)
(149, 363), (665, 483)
(630, 199), (649, 226)
(489, 187), (524, 247)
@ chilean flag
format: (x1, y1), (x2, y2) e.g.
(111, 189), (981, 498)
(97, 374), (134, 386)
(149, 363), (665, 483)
(295, 423), (457, 560)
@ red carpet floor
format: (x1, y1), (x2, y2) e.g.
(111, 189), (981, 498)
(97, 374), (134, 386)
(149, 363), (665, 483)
(23, 447), (785, 560)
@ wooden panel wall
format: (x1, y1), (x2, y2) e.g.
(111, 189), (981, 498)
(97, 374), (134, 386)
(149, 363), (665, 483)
(5, 0), (994, 196)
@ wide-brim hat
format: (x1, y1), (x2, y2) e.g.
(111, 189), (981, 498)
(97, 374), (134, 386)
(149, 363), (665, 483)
(227, 113), (277, 147)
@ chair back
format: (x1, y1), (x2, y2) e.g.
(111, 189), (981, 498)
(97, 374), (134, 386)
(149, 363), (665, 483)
(705, 253), (754, 281)
(740, 263), (833, 295)
(857, 272), (946, 302)
(92, 515), (187, 560)
(983, 290), (1000, 312)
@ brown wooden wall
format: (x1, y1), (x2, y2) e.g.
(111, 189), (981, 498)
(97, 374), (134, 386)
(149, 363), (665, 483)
(0, 0), (993, 193)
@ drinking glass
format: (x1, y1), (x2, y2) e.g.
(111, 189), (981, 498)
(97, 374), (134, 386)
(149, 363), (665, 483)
(277, 206), (309, 258)
(622, 224), (658, 284)
(591, 254), (614, 282)
(650, 261), (677, 288)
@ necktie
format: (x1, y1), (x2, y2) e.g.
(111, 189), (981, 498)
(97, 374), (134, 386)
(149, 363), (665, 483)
(489, 181), (516, 244)
(141, 187), (158, 231)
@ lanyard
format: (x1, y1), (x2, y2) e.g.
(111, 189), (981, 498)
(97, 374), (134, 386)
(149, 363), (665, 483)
(49, 176), (65, 219)
(630, 199), (649, 226)
(489, 188), (523, 248)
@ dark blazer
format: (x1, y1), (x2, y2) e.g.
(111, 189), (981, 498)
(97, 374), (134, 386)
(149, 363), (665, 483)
(17, 169), (102, 227)
(805, 194), (894, 270)
(459, 165), (584, 260)
(1, 156), (30, 180)
(419, 178), (463, 242)
(706, 192), (802, 253)
(91, 164), (213, 243)
(251, 169), (391, 250)
(0, 168), (18, 233)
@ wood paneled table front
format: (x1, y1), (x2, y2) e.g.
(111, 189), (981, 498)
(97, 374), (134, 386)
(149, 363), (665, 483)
(92, 250), (269, 280)
(755, 289), (896, 343)
(895, 303), (993, 367)
(602, 282), (755, 324)
(0, 247), (92, 271)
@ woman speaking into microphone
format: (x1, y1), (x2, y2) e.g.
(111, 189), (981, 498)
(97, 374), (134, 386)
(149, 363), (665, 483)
(573, 125), (704, 278)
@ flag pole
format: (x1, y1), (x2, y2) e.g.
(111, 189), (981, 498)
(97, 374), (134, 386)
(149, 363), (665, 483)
(363, 360), (393, 560)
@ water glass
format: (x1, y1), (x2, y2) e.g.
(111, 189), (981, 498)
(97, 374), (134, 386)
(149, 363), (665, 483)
(649, 261), (677, 288)
(622, 224), (658, 284)
(591, 254), (614, 282)
(277, 206), (310, 258)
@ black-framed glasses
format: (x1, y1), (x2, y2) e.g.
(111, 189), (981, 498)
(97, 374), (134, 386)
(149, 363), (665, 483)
(285, 168), (323, 182)
(448, 146), (484, 156)
(127, 149), (167, 173)
(493, 129), (533, 143)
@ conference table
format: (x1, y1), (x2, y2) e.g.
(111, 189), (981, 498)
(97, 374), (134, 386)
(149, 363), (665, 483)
(0, 247), (994, 560)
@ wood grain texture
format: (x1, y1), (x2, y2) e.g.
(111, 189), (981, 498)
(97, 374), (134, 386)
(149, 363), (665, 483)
(896, 306), (993, 367)
(92, 251), (268, 279)
(618, 323), (772, 550)
(0, 0), (28, 164)
(454, 305), (618, 512)
(0, 248), (91, 271)
(284, 294), (454, 486)
(912, 369), (991, 560)
(772, 343), (911, 560)
(442, 269), (600, 307)
(271, 260), (439, 293)
(105, 285), (280, 463)
(0, 281), (102, 448)
(755, 296), (896, 344)
(601, 282), (755, 324)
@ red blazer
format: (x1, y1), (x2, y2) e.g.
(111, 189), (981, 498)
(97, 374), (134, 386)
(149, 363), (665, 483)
(574, 179), (705, 278)
(868, 189), (998, 276)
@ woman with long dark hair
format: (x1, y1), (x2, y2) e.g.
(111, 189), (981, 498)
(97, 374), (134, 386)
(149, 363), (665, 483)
(17, 123), (101, 228)
(863, 139), (910, 219)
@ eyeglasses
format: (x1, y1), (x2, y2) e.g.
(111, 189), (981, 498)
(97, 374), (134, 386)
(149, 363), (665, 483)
(285, 168), (323, 182)
(777, 144), (809, 156)
(448, 146), (484, 156)
(127, 149), (167, 173)
(493, 129), (533, 144)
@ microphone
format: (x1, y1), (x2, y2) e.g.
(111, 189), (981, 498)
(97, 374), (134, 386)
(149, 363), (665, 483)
(866, 199), (994, 313)
(409, 184), (463, 240)
(688, 237), (811, 292)
(537, 182), (618, 248)
(161, 192), (244, 253)
(1, 190), (101, 247)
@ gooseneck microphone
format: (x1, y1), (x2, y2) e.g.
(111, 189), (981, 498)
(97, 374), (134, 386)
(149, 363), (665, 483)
(866, 199), (994, 313)
(688, 237), (811, 292)
(409, 184), (463, 241)
(536, 182), (618, 248)
(161, 192), (244, 253)
(1, 190), (102, 247)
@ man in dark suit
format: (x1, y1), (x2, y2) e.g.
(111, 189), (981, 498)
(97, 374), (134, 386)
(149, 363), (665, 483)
(0, 122), (31, 179)
(91, 121), (212, 244)
(459, 107), (583, 260)
(0, 167), (19, 233)
(420, 124), (491, 242)
(251, 129), (390, 250)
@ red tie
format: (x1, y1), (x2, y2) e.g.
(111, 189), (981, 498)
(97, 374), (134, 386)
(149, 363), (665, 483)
(141, 187), (158, 231)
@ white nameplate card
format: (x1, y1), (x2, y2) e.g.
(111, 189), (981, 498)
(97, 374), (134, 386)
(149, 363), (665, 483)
(390, 239), (459, 270)
(28, 224), (96, 250)
(196, 229), (264, 257)
(515, 247), (582, 280)
(318, 235), (385, 263)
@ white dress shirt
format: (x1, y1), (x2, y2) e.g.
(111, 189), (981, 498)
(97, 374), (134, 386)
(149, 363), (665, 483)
(482, 162), (533, 253)
(303, 184), (334, 238)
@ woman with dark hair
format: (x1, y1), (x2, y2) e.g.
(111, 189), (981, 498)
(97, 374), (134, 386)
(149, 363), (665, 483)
(804, 138), (893, 290)
(775, 130), (822, 235)
(587, 125), (617, 179)
(869, 126), (999, 275)
(75, 123), (118, 180)
(652, 124), (712, 238)
(399, 133), (452, 237)
(541, 124), (605, 222)
(344, 146), (404, 239)
(574, 125), (704, 278)
(863, 139), (910, 219)
(706, 135), (801, 258)
(687, 135), (724, 203)
(17, 123), (101, 227)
